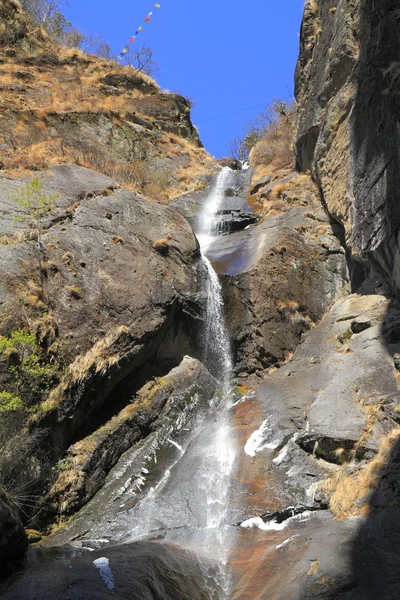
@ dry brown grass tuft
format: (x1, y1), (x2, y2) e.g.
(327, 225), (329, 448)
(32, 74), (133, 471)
(152, 238), (169, 254)
(309, 0), (320, 15)
(33, 325), (130, 417)
(66, 285), (83, 299)
(250, 107), (296, 171)
(317, 427), (400, 520)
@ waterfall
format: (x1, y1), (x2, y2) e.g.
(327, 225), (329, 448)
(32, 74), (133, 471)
(197, 166), (235, 253)
(194, 168), (236, 598)
(201, 255), (232, 395)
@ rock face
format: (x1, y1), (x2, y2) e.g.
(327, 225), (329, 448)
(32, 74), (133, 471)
(42, 356), (218, 524)
(216, 158), (242, 170)
(0, 541), (210, 600)
(295, 0), (400, 292)
(227, 292), (400, 599)
(215, 171), (348, 377)
(0, 164), (208, 518)
(0, 489), (27, 577)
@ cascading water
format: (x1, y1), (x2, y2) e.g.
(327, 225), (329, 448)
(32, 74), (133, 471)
(197, 166), (236, 253)
(193, 168), (237, 598)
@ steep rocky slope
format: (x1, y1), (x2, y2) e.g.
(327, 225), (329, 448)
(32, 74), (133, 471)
(2, 0), (400, 596)
(223, 1), (400, 597)
(0, 0), (214, 201)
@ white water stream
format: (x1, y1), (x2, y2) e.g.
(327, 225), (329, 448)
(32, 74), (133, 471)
(197, 166), (236, 253)
(194, 168), (237, 598)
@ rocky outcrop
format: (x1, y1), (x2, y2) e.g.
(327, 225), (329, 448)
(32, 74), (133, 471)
(216, 158), (242, 170)
(0, 489), (27, 577)
(228, 291), (400, 598)
(295, 0), (400, 293)
(0, 0), (214, 200)
(0, 541), (210, 600)
(216, 171), (348, 377)
(0, 164), (207, 518)
(41, 357), (218, 522)
(41, 357), (218, 545)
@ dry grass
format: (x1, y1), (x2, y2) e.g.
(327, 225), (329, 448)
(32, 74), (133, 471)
(66, 285), (83, 299)
(316, 427), (400, 520)
(309, 0), (320, 15)
(32, 325), (129, 417)
(250, 107), (296, 171)
(307, 561), (320, 576)
(152, 238), (169, 254)
(0, 230), (29, 246)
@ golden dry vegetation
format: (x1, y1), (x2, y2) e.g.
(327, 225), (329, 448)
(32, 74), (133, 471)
(0, 9), (215, 203)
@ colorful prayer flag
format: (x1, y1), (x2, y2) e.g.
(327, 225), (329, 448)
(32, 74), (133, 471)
(118, 3), (162, 58)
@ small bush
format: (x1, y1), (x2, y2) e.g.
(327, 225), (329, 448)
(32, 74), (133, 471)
(0, 392), (24, 414)
(67, 285), (83, 299)
(0, 329), (60, 409)
(230, 99), (296, 170)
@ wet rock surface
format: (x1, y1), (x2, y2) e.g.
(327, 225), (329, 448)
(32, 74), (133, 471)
(42, 357), (218, 529)
(216, 171), (348, 376)
(0, 542), (211, 600)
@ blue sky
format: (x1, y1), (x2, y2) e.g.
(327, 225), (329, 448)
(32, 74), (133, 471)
(64, 1), (305, 158)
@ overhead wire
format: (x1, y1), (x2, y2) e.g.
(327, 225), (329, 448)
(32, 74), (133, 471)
(196, 96), (294, 124)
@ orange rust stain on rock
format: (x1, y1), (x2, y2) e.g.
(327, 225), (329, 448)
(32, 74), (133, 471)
(229, 528), (306, 599)
(231, 396), (282, 515)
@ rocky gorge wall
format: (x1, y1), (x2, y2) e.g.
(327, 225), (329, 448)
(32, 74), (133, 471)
(296, 0), (400, 292)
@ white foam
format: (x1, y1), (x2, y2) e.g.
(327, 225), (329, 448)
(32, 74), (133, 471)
(93, 557), (115, 590)
(241, 511), (313, 532)
(273, 444), (289, 465)
(276, 534), (300, 549)
(244, 418), (280, 457)
(167, 438), (184, 454)
(241, 517), (286, 531)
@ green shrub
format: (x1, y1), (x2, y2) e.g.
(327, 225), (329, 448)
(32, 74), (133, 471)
(0, 392), (24, 413)
(0, 329), (60, 409)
